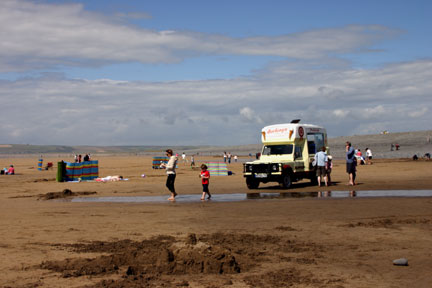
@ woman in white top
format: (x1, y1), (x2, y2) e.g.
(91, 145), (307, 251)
(160, 149), (178, 200)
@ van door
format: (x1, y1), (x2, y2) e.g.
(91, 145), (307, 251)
(294, 145), (305, 171)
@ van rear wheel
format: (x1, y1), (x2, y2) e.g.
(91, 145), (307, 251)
(280, 174), (292, 189)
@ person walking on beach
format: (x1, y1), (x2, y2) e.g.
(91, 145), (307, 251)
(346, 142), (356, 186)
(160, 149), (178, 201)
(199, 164), (211, 200)
(326, 155), (333, 185)
(365, 148), (373, 165)
(190, 155), (195, 168)
(314, 146), (328, 187)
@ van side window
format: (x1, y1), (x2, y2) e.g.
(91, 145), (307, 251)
(294, 146), (302, 159)
(307, 141), (316, 154)
(307, 133), (324, 153)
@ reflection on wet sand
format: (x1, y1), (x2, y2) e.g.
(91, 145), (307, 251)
(69, 190), (432, 203)
(317, 191), (356, 198)
(247, 191), (358, 199)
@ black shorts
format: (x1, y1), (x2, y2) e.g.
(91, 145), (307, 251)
(316, 166), (327, 177)
(346, 162), (356, 174)
(202, 184), (209, 193)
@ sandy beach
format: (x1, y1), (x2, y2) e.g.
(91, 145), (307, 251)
(0, 155), (431, 287)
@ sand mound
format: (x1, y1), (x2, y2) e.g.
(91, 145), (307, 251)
(38, 189), (97, 200)
(40, 233), (332, 287)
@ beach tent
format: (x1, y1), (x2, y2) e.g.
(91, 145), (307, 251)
(152, 156), (168, 169)
(206, 161), (228, 176)
(65, 161), (99, 181)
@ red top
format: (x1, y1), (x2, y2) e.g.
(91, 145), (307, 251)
(8, 167), (15, 175)
(200, 170), (210, 184)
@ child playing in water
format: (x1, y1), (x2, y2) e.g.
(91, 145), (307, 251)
(199, 164), (211, 200)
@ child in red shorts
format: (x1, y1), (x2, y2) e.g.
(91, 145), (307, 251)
(200, 164), (211, 200)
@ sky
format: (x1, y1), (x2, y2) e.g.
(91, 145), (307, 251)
(0, 0), (431, 146)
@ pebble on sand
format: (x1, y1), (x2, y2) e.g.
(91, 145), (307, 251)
(393, 258), (408, 266)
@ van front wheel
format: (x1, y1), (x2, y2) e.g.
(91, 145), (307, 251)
(280, 174), (292, 189)
(246, 177), (260, 189)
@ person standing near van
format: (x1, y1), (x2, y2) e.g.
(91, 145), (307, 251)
(160, 149), (178, 201)
(326, 155), (333, 185)
(346, 142), (356, 186)
(314, 147), (328, 187)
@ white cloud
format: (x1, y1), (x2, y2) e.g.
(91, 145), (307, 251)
(240, 107), (263, 124)
(0, 1), (400, 72)
(0, 1), (430, 145)
(408, 107), (428, 118)
(332, 109), (349, 118)
(0, 59), (431, 145)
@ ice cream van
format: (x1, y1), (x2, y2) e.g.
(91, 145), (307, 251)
(243, 120), (328, 189)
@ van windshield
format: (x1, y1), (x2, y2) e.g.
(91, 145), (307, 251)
(262, 144), (293, 155)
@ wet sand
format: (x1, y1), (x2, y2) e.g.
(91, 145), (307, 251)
(0, 156), (431, 287)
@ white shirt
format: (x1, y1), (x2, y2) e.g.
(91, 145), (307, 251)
(165, 156), (177, 174)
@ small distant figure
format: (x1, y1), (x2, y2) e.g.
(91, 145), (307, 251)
(424, 153), (431, 160)
(199, 164), (211, 200)
(7, 165), (15, 175)
(190, 155), (195, 167)
(234, 155), (238, 162)
(95, 175), (123, 182)
(74, 154), (78, 162)
(83, 154), (90, 162)
(395, 143), (400, 150)
(326, 155), (333, 185)
(390, 143), (394, 151)
(227, 152), (232, 164)
(356, 149), (365, 165)
(223, 152), (227, 163)
(412, 154), (418, 161)
(78, 154), (82, 163)
(346, 141), (356, 186)
(181, 152), (187, 164)
(365, 148), (373, 165)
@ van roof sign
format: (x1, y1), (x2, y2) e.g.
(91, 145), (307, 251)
(261, 123), (325, 143)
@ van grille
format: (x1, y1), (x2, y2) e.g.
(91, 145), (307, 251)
(250, 164), (270, 173)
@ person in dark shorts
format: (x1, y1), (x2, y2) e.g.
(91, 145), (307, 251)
(346, 142), (356, 185)
(199, 164), (211, 200)
(314, 146), (328, 187)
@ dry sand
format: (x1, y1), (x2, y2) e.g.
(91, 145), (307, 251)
(0, 155), (432, 287)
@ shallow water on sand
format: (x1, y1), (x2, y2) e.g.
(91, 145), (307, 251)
(69, 190), (432, 203)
